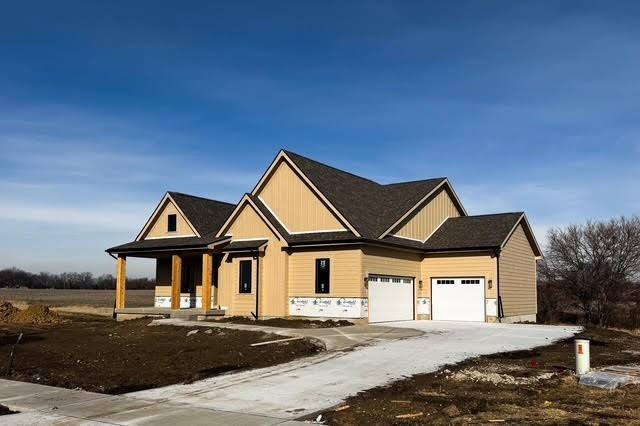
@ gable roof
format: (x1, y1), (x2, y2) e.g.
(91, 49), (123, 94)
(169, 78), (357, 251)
(423, 212), (525, 252)
(167, 192), (235, 237)
(282, 150), (452, 239)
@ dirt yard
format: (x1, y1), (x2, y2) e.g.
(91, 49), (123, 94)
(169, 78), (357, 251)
(0, 288), (154, 316)
(217, 316), (354, 328)
(0, 307), (322, 394)
(322, 327), (640, 425)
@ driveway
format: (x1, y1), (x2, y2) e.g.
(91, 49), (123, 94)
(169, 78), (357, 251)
(127, 321), (580, 420)
(1, 321), (580, 425)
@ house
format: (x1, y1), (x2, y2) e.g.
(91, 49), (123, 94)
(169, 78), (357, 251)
(107, 150), (542, 323)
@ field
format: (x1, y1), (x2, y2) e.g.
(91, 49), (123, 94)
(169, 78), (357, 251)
(0, 288), (154, 315)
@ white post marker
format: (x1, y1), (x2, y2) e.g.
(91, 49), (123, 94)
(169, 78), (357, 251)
(575, 339), (590, 375)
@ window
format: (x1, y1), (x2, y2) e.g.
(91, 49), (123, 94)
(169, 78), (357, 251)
(239, 260), (252, 293)
(461, 279), (481, 285)
(437, 279), (455, 285)
(315, 258), (330, 294)
(167, 214), (177, 232)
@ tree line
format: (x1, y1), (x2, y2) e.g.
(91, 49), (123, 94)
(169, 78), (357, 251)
(538, 215), (640, 328)
(0, 268), (155, 290)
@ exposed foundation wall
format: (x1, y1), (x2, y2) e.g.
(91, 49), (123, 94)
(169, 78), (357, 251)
(287, 247), (367, 318)
(499, 224), (538, 317)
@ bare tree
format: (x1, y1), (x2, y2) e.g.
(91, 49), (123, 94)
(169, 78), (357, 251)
(540, 216), (640, 326)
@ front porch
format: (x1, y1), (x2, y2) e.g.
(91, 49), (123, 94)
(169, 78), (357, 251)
(112, 247), (226, 320)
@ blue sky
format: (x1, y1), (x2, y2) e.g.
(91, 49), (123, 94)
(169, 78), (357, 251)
(1, 1), (639, 277)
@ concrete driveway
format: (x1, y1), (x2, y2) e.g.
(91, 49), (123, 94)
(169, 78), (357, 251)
(128, 321), (580, 420)
(1, 321), (580, 425)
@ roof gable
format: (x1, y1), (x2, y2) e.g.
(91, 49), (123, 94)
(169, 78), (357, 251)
(135, 192), (234, 241)
(281, 150), (453, 238)
(423, 212), (543, 255)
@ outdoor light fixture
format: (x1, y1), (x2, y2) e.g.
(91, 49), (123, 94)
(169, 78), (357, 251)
(488, 279), (493, 289)
(418, 280), (423, 289)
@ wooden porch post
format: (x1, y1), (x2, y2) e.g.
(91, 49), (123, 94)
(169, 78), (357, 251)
(171, 254), (182, 310)
(202, 252), (213, 311)
(115, 255), (127, 309)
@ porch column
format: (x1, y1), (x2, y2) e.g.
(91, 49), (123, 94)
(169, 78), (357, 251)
(171, 254), (182, 310)
(115, 255), (126, 309)
(202, 252), (213, 311)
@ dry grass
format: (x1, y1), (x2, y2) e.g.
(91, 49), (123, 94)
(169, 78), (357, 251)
(0, 288), (154, 316)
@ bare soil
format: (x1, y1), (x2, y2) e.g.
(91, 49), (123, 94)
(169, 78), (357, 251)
(0, 312), (322, 394)
(217, 316), (354, 328)
(322, 327), (640, 425)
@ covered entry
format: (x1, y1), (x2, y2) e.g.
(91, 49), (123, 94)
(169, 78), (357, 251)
(368, 275), (415, 323)
(431, 277), (485, 321)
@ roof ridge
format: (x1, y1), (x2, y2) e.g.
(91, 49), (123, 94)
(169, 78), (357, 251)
(451, 212), (524, 219)
(168, 191), (235, 206)
(282, 149), (381, 186)
(383, 177), (447, 187)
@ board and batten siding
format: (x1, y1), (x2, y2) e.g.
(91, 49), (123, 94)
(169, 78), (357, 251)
(499, 223), (537, 317)
(288, 248), (364, 297)
(422, 253), (498, 299)
(395, 188), (461, 241)
(256, 159), (344, 233)
(143, 200), (195, 239)
(218, 203), (288, 317)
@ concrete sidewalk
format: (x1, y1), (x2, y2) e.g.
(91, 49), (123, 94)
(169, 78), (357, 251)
(0, 379), (306, 425)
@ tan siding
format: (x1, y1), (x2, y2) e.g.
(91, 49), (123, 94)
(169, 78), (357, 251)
(362, 247), (421, 279)
(143, 200), (195, 239)
(256, 159), (344, 233)
(218, 203), (288, 317)
(288, 248), (364, 297)
(499, 224), (537, 317)
(395, 188), (461, 241)
(422, 253), (498, 299)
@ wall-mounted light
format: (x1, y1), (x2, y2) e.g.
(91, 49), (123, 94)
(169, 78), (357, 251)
(363, 276), (368, 288)
(418, 280), (423, 289)
(488, 279), (493, 289)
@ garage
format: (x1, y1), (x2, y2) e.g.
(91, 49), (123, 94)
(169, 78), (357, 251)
(431, 277), (485, 321)
(368, 275), (414, 323)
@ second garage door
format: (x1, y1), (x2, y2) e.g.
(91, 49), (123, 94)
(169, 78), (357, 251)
(431, 277), (485, 321)
(368, 275), (414, 323)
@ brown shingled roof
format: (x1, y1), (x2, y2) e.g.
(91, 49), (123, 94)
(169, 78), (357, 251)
(283, 150), (447, 238)
(423, 213), (524, 252)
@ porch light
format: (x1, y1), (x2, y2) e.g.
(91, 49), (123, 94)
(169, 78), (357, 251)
(488, 279), (493, 289)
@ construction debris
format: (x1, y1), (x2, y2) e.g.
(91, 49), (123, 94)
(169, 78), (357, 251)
(186, 329), (199, 336)
(0, 302), (64, 324)
(250, 336), (305, 346)
(448, 367), (555, 385)
(396, 412), (424, 419)
(579, 365), (640, 390)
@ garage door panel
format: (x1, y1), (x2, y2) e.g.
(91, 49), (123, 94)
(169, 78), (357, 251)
(368, 276), (414, 323)
(432, 277), (484, 322)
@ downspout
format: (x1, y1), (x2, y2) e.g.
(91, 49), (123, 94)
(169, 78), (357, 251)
(252, 249), (260, 320)
(496, 249), (503, 322)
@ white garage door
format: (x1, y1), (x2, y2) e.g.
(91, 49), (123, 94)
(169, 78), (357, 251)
(368, 275), (414, 323)
(431, 277), (485, 321)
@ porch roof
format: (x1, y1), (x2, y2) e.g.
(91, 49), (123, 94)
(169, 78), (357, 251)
(106, 234), (230, 255)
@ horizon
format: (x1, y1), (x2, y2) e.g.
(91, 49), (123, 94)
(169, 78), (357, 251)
(2, 1), (639, 277)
